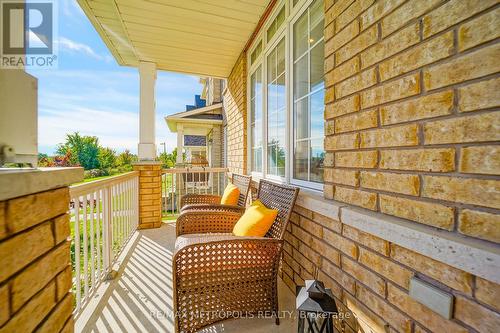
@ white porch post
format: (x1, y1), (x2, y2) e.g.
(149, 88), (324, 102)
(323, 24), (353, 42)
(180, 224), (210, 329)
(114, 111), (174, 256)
(176, 124), (184, 164)
(138, 61), (157, 160)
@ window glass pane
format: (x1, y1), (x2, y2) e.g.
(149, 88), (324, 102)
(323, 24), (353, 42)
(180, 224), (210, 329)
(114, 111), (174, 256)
(267, 49), (277, 82)
(293, 12), (308, 59)
(294, 55), (308, 100)
(310, 41), (325, 92)
(267, 23), (277, 42)
(294, 140), (309, 181)
(310, 139), (324, 183)
(277, 74), (286, 110)
(251, 66), (263, 173)
(276, 6), (285, 28)
(253, 148), (263, 173)
(251, 41), (262, 64)
(309, 0), (324, 46)
(294, 97), (309, 140)
(310, 89), (324, 138)
(277, 38), (286, 75)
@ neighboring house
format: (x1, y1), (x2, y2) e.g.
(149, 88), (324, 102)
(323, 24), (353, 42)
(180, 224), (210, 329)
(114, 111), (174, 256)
(165, 78), (224, 167)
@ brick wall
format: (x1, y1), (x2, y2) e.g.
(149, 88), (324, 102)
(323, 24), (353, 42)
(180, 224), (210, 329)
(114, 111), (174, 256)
(223, 52), (247, 175)
(0, 188), (74, 332)
(323, 0), (500, 243)
(133, 163), (162, 229)
(280, 203), (500, 333)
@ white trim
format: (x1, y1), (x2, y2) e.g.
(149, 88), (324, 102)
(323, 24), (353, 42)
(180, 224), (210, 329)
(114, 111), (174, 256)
(167, 102), (223, 119)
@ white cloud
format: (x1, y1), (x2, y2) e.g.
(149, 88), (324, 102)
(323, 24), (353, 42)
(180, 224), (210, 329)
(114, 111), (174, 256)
(57, 37), (111, 62)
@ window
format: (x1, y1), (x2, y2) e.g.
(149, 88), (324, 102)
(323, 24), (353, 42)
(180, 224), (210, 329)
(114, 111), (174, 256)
(247, 0), (324, 189)
(292, 0), (324, 184)
(267, 38), (286, 177)
(250, 67), (263, 173)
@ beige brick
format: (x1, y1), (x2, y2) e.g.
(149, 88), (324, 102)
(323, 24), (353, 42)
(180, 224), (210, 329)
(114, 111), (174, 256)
(380, 194), (454, 230)
(361, 248), (413, 288)
(381, 0), (442, 37)
(11, 241), (69, 312)
(323, 228), (358, 259)
(6, 188), (69, 235)
(336, 68), (377, 99)
(423, 175), (500, 209)
(1, 282), (56, 333)
(475, 277), (500, 312)
(336, 25), (378, 65)
(53, 214), (70, 245)
(329, 94), (360, 118)
(342, 225), (389, 255)
(391, 244), (473, 294)
(325, 0), (356, 26)
(380, 148), (455, 172)
(423, 0), (497, 38)
(335, 150), (378, 168)
(361, 73), (420, 108)
(454, 295), (500, 333)
(330, 169), (359, 187)
(0, 202), (6, 240)
(360, 124), (419, 148)
(335, 109), (378, 133)
(325, 120), (335, 136)
(321, 258), (356, 295)
(313, 212), (342, 233)
(325, 133), (359, 151)
(325, 86), (335, 104)
(36, 294), (73, 333)
(360, 0), (405, 30)
(459, 7), (500, 52)
(424, 112), (500, 145)
(361, 23), (419, 69)
(56, 266), (72, 301)
(458, 77), (500, 112)
(381, 90), (453, 125)
(387, 283), (468, 333)
(298, 216), (323, 239)
(361, 171), (420, 196)
(332, 56), (360, 83)
(0, 221), (54, 282)
(326, 20), (359, 55)
(324, 152), (334, 168)
(293, 248), (315, 274)
(311, 240), (341, 267)
(342, 256), (385, 296)
(458, 209), (500, 243)
(0, 283), (9, 327)
(460, 146), (500, 175)
(334, 186), (377, 210)
(336, 0), (375, 32)
(298, 243), (321, 267)
(356, 283), (412, 333)
(424, 44), (500, 90)
(344, 293), (387, 332)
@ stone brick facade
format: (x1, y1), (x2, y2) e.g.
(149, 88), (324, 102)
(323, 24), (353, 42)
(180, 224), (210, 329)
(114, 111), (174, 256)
(223, 52), (247, 175)
(0, 188), (74, 332)
(323, 0), (499, 243)
(133, 162), (162, 229)
(225, 0), (500, 332)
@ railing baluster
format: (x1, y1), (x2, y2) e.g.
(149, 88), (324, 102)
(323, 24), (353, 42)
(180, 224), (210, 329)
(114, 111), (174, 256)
(90, 191), (95, 291)
(74, 196), (81, 311)
(96, 189), (101, 281)
(82, 194), (89, 301)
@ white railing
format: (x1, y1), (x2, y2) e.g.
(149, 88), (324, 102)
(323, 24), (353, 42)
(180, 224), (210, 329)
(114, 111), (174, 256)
(69, 171), (139, 316)
(161, 167), (228, 217)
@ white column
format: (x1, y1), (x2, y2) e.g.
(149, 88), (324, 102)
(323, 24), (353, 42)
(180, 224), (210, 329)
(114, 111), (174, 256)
(176, 124), (184, 164)
(138, 62), (157, 160)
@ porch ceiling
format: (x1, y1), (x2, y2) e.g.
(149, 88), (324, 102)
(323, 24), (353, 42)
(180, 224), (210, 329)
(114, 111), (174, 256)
(77, 0), (271, 78)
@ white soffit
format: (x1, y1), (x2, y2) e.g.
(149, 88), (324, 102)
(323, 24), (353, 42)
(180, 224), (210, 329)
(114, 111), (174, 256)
(77, 0), (270, 77)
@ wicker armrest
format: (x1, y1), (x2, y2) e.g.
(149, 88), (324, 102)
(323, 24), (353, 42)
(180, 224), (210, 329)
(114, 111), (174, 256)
(180, 194), (221, 209)
(181, 204), (245, 214)
(176, 210), (243, 237)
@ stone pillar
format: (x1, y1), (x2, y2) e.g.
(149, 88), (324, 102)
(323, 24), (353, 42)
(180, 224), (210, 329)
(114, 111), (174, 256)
(0, 167), (83, 332)
(133, 162), (162, 229)
(138, 61), (157, 161)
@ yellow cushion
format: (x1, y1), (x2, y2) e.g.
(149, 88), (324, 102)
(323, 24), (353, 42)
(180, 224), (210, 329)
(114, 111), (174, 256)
(233, 200), (278, 237)
(220, 183), (240, 205)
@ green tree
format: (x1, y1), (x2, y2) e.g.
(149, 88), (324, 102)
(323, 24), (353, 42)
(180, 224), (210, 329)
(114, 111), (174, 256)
(98, 147), (116, 169)
(159, 148), (179, 168)
(56, 132), (100, 170)
(116, 149), (137, 166)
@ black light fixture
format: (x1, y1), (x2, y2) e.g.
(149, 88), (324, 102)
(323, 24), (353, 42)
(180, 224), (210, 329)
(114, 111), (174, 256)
(296, 273), (338, 333)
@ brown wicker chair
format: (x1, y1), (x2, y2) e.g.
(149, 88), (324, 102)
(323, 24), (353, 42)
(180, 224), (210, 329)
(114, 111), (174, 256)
(173, 180), (299, 333)
(179, 173), (252, 214)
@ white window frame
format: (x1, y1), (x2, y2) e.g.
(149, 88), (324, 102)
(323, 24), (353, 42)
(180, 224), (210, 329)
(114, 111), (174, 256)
(246, 0), (323, 192)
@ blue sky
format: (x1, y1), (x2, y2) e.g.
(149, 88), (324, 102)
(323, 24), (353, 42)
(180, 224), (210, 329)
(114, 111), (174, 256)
(28, 0), (202, 155)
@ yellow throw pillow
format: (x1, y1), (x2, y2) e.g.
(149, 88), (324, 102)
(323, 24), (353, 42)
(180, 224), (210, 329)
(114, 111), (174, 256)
(233, 200), (278, 237)
(220, 183), (240, 205)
